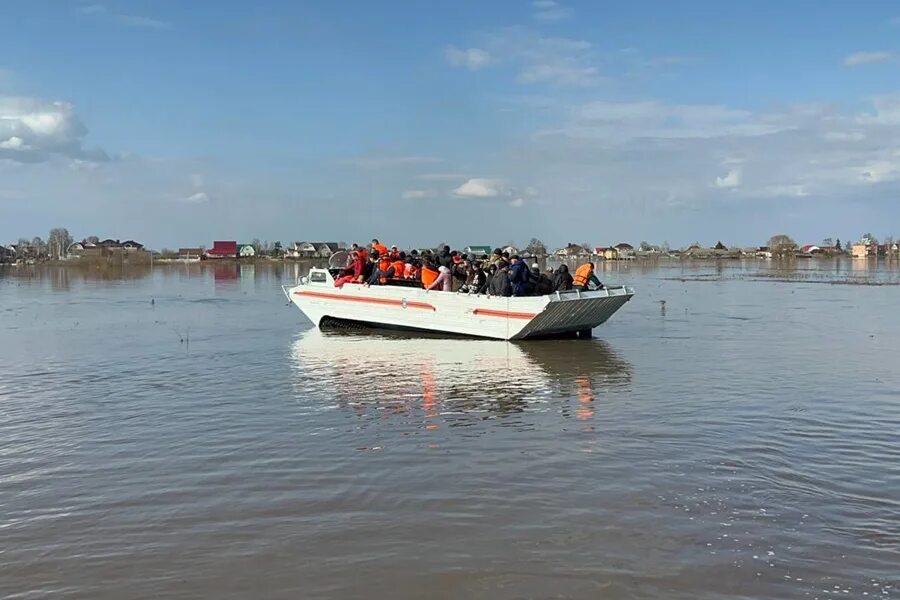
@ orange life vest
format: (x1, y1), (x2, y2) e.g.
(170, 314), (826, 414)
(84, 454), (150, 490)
(378, 257), (392, 283)
(391, 260), (405, 279)
(573, 263), (593, 287)
(421, 266), (439, 288)
(373, 243), (388, 256)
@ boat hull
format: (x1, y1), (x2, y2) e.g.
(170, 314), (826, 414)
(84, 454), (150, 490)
(284, 268), (633, 341)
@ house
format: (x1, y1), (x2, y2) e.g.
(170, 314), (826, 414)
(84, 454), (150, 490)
(851, 243), (876, 258)
(178, 248), (203, 261)
(756, 246), (772, 258)
(614, 243), (635, 258)
(285, 241), (317, 259)
(97, 239), (122, 248)
(799, 244), (822, 256)
(502, 245), (519, 255)
(554, 243), (590, 257)
(464, 245), (492, 257)
(66, 241), (90, 256)
(121, 240), (145, 251)
(206, 240), (238, 259)
(238, 244), (256, 258)
(602, 247), (619, 260)
(0, 244), (15, 263)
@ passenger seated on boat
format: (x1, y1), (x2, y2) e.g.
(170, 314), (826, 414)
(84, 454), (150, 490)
(434, 246), (452, 270)
(371, 239), (388, 257)
(488, 248), (503, 269)
(390, 253), (406, 282)
(573, 262), (604, 291)
(534, 265), (554, 295)
(349, 243), (368, 263)
(488, 261), (512, 297)
(451, 254), (468, 291)
(366, 252), (396, 285)
(459, 260), (488, 294)
(551, 264), (573, 291)
(425, 265), (452, 292)
(508, 255), (529, 297)
(334, 251), (365, 288)
(403, 258), (418, 280)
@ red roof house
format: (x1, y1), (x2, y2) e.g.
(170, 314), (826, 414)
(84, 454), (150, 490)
(206, 241), (238, 258)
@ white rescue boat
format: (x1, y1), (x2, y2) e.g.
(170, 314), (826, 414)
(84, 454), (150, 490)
(283, 267), (634, 340)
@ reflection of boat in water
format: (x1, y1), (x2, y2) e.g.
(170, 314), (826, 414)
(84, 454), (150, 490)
(283, 268), (634, 340)
(289, 329), (632, 424)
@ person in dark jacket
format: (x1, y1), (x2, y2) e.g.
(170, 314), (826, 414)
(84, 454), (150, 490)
(489, 262), (512, 297)
(508, 255), (529, 296)
(436, 245), (453, 270)
(532, 264), (553, 295)
(460, 260), (488, 294)
(551, 264), (574, 291)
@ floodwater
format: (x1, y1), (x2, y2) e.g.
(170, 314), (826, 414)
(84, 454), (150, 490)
(1, 260), (898, 600)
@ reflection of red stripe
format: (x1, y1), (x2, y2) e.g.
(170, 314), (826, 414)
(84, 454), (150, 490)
(294, 290), (435, 311)
(473, 308), (536, 320)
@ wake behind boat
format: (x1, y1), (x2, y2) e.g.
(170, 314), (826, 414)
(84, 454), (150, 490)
(283, 267), (634, 340)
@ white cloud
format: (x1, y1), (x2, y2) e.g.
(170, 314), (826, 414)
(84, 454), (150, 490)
(562, 100), (785, 140)
(401, 189), (431, 200)
(519, 64), (598, 86)
(532, 0), (572, 21)
(0, 135), (26, 150)
(79, 4), (172, 30)
(843, 51), (894, 66)
(508, 197), (525, 208)
(181, 191), (210, 203)
(451, 27), (601, 87)
(715, 168), (742, 189)
(0, 95), (106, 162)
(445, 46), (493, 70)
(857, 93), (900, 125)
(453, 178), (501, 197)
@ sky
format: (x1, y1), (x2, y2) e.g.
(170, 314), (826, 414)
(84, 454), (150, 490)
(2, 0), (900, 250)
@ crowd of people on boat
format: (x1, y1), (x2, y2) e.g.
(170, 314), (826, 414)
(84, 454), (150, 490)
(333, 239), (604, 296)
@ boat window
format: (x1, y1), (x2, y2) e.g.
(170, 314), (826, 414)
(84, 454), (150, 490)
(310, 271), (327, 283)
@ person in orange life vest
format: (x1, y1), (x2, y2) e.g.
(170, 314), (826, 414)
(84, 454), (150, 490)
(348, 243), (368, 264)
(425, 265), (452, 292)
(371, 238), (388, 257)
(420, 258), (440, 288)
(572, 262), (603, 291)
(389, 245), (401, 260)
(335, 251), (365, 287)
(390, 252), (406, 280)
(365, 251), (395, 285)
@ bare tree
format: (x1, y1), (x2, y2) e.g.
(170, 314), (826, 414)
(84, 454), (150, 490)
(767, 234), (797, 257)
(525, 238), (547, 257)
(31, 237), (46, 258)
(48, 228), (73, 259)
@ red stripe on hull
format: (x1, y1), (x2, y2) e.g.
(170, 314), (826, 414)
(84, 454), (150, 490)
(294, 290), (436, 311)
(473, 308), (537, 320)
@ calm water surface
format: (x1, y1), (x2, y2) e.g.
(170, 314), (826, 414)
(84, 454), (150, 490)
(1, 261), (898, 599)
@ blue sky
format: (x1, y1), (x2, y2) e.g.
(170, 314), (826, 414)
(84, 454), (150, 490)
(2, 0), (899, 249)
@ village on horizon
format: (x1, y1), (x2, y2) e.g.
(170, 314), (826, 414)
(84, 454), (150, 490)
(2, 230), (899, 265)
